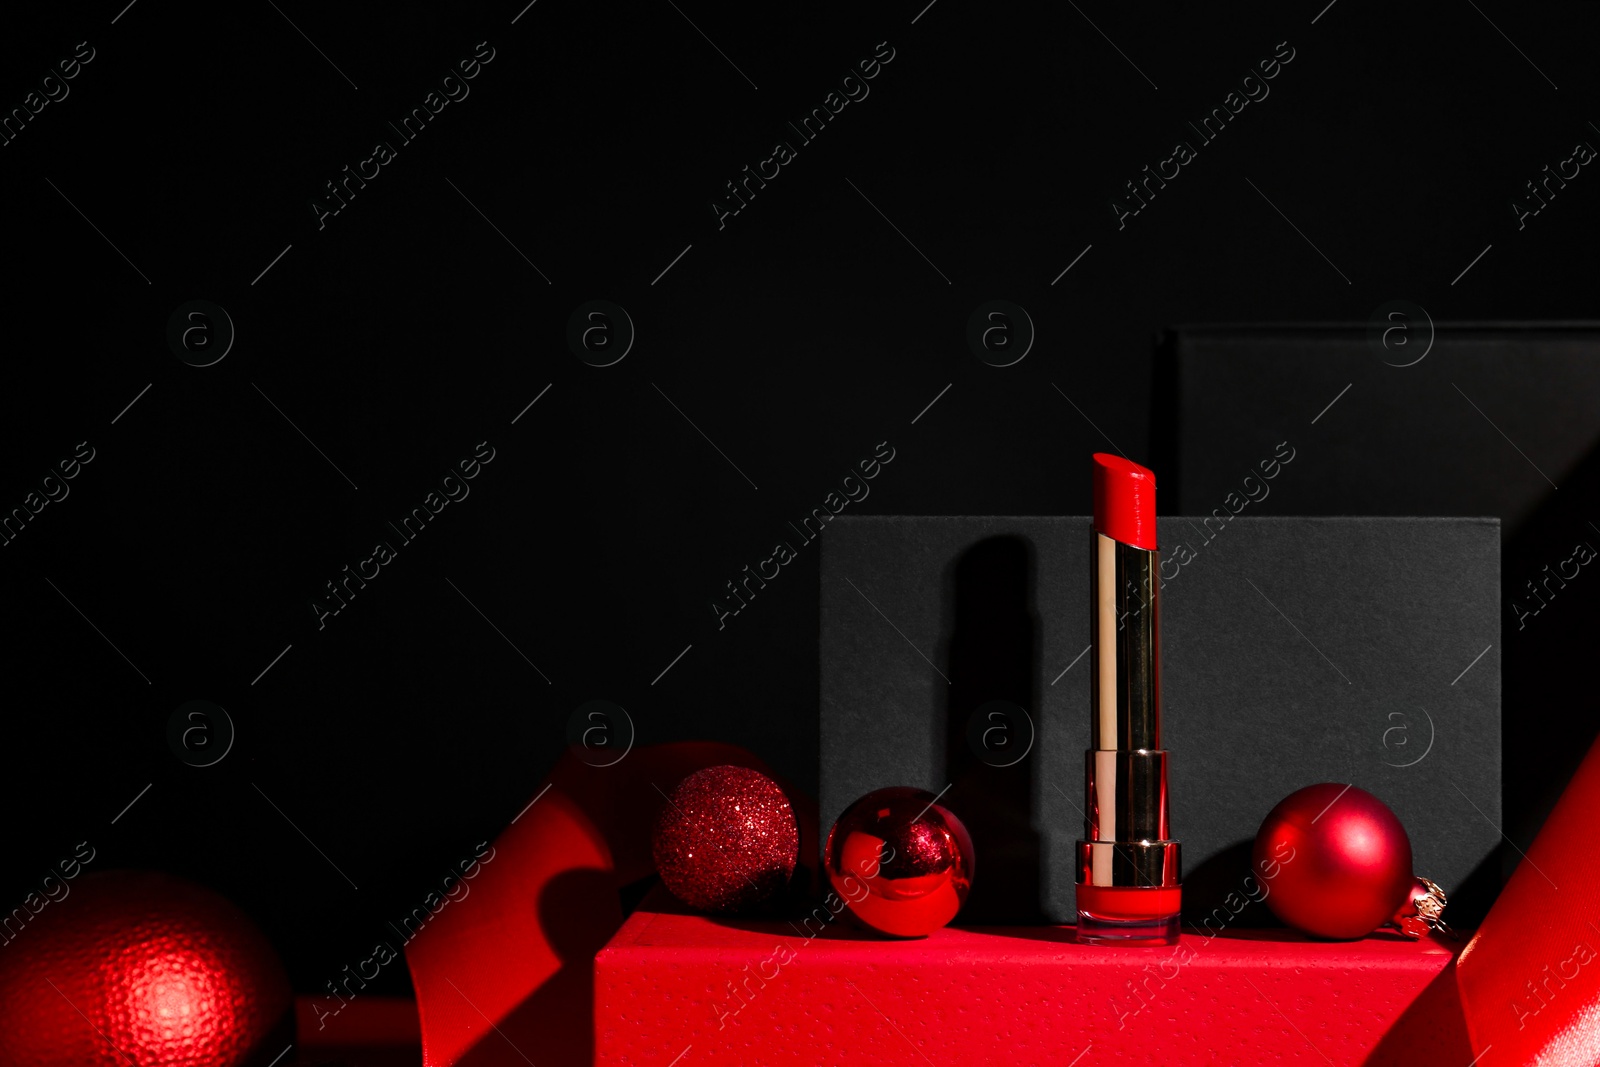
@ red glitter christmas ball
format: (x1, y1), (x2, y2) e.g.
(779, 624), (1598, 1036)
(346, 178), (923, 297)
(0, 869), (292, 1067)
(652, 765), (800, 913)
(825, 786), (974, 937)
(1253, 783), (1415, 939)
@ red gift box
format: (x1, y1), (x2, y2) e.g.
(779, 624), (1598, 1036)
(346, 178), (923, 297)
(595, 906), (1461, 1066)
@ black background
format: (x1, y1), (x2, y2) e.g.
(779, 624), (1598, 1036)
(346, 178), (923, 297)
(1, 0), (1596, 996)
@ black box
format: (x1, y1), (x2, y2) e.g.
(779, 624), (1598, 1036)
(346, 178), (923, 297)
(820, 515), (1501, 925)
(1155, 323), (1600, 531)
(1157, 323), (1600, 859)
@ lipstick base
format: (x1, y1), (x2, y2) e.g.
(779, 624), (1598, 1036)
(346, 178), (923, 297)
(1075, 884), (1181, 946)
(1076, 912), (1180, 946)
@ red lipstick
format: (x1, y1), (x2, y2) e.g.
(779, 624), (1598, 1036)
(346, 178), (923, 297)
(1091, 454), (1157, 550)
(1077, 453), (1181, 945)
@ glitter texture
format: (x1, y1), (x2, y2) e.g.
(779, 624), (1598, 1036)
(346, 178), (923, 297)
(652, 765), (799, 913)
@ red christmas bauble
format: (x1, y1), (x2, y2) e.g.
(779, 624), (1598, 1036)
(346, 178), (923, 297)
(0, 869), (291, 1067)
(1253, 783), (1415, 940)
(652, 765), (799, 913)
(824, 787), (974, 938)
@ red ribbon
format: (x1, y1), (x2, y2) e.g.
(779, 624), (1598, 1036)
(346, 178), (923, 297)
(403, 742), (776, 1067)
(1453, 734), (1600, 1065)
(1371, 735), (1600, 1064)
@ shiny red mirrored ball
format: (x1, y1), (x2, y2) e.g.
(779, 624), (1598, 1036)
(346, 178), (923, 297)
(825, 786), (974, 937)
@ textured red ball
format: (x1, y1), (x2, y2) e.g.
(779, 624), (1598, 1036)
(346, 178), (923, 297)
(1253, 783), (1414, 939)
(0, 869), (292, 1067)
(652, 765), (799, 913)
(825, 786), (974, 938)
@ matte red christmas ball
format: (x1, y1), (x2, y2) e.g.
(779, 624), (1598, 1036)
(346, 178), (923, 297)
(1253, 783), (1415, 939)
(652, 765), (800, 913)
(0, 869), (292, 1067)
(825, 786), (974, 938)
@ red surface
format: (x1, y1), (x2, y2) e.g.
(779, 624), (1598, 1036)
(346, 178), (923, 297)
(1092, 452), (1157, 550)
(0, 870), (291, 1067)
(1362, 964), (1475, 1067)
(1456, 735), (1600, 1065)
(596, 907), (1461, 1066)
